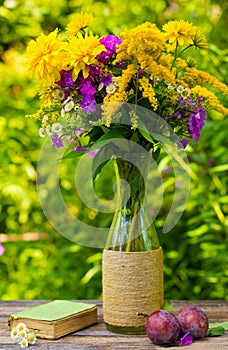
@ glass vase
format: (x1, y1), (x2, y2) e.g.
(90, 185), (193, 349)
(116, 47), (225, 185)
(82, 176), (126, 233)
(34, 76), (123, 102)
(102, 154), (163, 334)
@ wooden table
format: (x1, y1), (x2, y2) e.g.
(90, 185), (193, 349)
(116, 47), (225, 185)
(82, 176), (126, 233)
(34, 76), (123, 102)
(0, 300), (227, 349)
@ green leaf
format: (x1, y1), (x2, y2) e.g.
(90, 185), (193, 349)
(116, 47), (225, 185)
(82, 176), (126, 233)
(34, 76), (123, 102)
(162, 300), (173, 312)
(92, 147), (114, 182)
(207, 326), (225, 337)
(95, 128), (130, 144)
(207, 321), (228, 337)
(62, 150), (87, 160)
(209, 321), (228, 330)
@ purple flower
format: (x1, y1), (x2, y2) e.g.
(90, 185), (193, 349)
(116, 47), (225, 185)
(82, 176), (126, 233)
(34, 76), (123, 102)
(89, 64), (100, 76)
(180, 332), (193, 346)
(72, 146), (90, 151)
(78, 76), (97, 113)
(97, 35), (122, 64)
(162, 166), (172, 173)
(80, 94), (96, 113)
(97, 51), (112, 64)
(56, 69), (74, 88)
(52, 135), (64, 148)
(177, 138), (189, 149)
(100, 35), (122, 52)
(138, 69), (145, 78)
(188, 106), (207, 143)
(116, 61), (125, 68)
(86, 149), (100, 158)
(79, 77), (96, 95)
(100, 74), (112, 87)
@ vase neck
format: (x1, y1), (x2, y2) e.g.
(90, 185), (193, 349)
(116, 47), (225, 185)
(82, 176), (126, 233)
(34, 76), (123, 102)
(105, 155), (160, 252)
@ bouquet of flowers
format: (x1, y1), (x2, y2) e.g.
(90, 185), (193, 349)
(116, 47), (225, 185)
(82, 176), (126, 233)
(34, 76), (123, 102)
(25, 12), (227, 154)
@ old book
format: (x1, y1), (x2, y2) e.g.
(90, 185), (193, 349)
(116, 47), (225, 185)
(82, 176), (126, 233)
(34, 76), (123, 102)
(8, 300), (98, 339)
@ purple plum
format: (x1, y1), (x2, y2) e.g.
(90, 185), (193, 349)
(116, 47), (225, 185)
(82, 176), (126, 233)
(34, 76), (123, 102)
(146, 310), (180, 345)
(177, 306), (209, 339)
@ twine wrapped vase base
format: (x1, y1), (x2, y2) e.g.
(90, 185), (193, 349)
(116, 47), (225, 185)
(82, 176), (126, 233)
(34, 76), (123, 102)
(102, 248), (163, 334)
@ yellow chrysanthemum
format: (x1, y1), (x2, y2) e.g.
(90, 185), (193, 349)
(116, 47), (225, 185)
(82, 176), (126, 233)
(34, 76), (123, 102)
(66, 33), (104, 80)
(25, 29), (66, 83)
(66, 12), (95, 36)
(163, 20), (197, 46)
(193, 29), (208, 49)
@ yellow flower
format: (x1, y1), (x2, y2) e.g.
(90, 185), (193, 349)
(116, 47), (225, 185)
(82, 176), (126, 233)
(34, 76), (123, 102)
(66, 12), (95, 36)
(140, 58), (176, 86)
(192, 86), (228, 115)
(118, 63), (138, 91)
(102, 92), (129, 126)
(163, 20), (197, 46)
(25, 29), (66, 83)
(115, 22), (166, 63)
(176, 58), (187, 69)
(184, 67), (228, 95)
(66, 33), (104, 80)
(193, 29), (208, 49)
(139, 76), (158, 110)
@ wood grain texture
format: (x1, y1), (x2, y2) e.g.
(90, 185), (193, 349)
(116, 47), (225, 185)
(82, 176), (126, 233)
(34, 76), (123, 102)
(1, 300), (227, 349)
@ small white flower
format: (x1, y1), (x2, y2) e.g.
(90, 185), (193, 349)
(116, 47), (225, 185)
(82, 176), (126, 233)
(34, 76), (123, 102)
(52, 122), (62, 133)
(42, 115), (49, 123)
(38, 127), (46, 138)
(16, 323), (27, 333)
(18, 330), (27, 339)
(106, 82), (116, 94)
(11, 327), (19, 339)
(46, 124), (53, 136)
(74, 105), (80, 111)
(180, 88), (191, 99)
(19, 337), (29, 348)
(27, 331), (37, 345)
(64, 100), (74, 112)
(54, 89), (65, 101)
(177, 84), (185, 94)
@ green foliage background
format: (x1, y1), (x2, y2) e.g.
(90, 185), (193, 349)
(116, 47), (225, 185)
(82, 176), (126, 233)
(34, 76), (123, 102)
(0, 0), (227, 301)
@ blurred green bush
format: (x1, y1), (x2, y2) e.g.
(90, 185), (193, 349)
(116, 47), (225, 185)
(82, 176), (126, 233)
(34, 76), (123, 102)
(0, 0), (227, 300)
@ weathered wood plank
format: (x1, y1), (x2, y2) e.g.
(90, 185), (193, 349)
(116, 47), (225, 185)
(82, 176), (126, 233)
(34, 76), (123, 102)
(0, 300), (227, 349)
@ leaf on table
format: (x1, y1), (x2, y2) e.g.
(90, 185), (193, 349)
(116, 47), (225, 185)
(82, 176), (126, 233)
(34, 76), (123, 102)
(207, 321), (228, 337)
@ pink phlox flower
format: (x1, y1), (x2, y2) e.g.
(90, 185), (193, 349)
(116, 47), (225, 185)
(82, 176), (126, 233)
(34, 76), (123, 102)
(100, 74), (112, 87)
(52, 135), (64, 148)
(56, 69), (74, 88)
(89, 64), (100, 76)
(97, 35), (122, 64)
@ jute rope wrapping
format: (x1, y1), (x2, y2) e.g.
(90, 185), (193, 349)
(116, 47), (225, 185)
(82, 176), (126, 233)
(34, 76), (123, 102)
(102, 248), (163, 328)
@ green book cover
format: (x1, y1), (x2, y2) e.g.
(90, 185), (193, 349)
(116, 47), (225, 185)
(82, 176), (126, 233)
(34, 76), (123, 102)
(11, 300), (96, 321)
